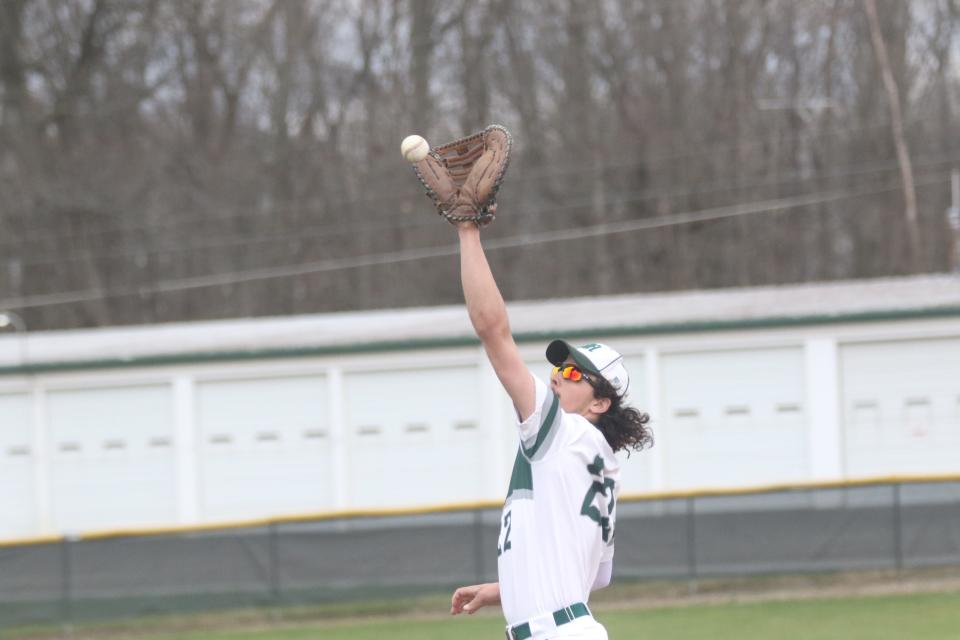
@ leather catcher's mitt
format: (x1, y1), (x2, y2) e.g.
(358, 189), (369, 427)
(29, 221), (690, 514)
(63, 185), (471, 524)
(413, 124), (512, 226)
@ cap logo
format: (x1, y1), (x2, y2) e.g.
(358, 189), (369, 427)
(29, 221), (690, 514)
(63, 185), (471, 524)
(581, 343), (603, 352)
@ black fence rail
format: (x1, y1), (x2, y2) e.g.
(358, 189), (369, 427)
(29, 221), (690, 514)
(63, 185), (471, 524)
(1, 478), (958, 629)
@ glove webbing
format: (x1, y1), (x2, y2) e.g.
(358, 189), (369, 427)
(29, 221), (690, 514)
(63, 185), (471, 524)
(417, 124), (511, 226)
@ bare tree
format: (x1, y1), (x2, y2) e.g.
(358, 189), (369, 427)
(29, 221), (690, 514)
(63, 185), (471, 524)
(0, 0), (957, 330)
(863, 0), (920, 269)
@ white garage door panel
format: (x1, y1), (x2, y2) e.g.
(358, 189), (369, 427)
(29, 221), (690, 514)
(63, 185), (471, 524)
(662, 348), (807, 489)
(47, 385), (176, 532)
(841, 338), (960, 477)
(346, 366), (481, 507)
(0, 393), (36, 536)
(197, 375), (332, 520)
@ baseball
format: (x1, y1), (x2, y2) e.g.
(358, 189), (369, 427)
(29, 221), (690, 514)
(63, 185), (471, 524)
(401, 134), (430, 163)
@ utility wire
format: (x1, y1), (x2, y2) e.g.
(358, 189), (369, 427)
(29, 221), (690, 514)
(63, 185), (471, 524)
(7, 151), (959, 267)
(1, 176), (947, 312)
(0, 159), (936, 267)
(0, 114), (917, 247)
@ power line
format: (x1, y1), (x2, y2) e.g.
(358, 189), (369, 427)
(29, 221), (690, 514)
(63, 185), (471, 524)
(0, 114), (921, 249)
(9, 152), (960, 268)
(1, 176), (947, 312)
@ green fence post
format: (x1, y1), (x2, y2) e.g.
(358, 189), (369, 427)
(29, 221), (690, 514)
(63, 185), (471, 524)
(686, 497), (698, 594)
(269, 522), (280, 602)
(892, 483), (903, 575)
(473, 509), (486, 584)
(59, 536), (73, 633)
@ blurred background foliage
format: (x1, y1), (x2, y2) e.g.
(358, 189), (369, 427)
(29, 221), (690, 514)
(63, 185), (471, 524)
(0, 0), (958, 329)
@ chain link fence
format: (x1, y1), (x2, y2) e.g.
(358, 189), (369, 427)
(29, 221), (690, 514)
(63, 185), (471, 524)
(1, 478), (958, 629)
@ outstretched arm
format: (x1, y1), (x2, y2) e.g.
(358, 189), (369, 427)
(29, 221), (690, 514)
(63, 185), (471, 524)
(458, 225), (535, 420)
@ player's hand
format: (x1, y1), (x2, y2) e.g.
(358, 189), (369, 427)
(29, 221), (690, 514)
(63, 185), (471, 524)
(450, 582), (500, 615)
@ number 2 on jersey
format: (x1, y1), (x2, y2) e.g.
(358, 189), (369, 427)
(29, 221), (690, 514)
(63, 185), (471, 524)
(581, 456), (615, 542)
(497, 510), (512, 556)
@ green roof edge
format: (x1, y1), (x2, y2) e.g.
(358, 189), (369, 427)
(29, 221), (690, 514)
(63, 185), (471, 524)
(2, 305), (959, 376)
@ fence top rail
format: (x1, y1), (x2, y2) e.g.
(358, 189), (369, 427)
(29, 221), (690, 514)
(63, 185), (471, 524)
(2, 473), (958, 548)
(618, 473), (960, 501)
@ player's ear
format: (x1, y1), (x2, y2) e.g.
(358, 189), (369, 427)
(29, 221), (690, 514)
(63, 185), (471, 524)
(590, 395), (611, 416)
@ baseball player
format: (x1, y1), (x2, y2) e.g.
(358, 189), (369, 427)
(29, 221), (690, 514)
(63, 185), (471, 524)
(448, 223), (653, 639)
(404, 125), (651, 638)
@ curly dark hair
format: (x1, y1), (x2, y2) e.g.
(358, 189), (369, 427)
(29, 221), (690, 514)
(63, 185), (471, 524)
(587, 374), (654, 455)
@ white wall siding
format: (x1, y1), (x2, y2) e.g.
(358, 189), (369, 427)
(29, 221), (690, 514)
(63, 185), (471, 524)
(1, 282), (959, 541)
(344, 365), (483, 508)
(804, 339), (843, 481)
(841, 338), (960, 477)
(661, 347), (808, 489)
(45, 384), (177, 532)
(0, 392), (36, 537)
(196, 374), (332, 520)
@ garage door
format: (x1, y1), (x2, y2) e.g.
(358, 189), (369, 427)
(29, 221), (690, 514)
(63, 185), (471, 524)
(346, 365), (482, 508)
(47, 384), (176, 533)
(0, 392), (35, 539)
(661, 347), (807, 490)
(841, 338), (960, 477)
(197, 374), (331, 521)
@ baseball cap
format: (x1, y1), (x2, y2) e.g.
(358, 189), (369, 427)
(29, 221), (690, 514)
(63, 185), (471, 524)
(545, 340), (630, 397)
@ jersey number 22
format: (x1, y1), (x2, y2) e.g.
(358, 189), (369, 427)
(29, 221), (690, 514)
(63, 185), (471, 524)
(581, 456), (615, 542)
(497, 511), (512, 557)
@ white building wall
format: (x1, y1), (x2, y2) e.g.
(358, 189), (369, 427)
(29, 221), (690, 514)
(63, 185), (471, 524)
(44, 382), (177, 533)
(804, 339), (843, 481)
(0, 313), (958, 541)
(195, 373), (333, 520)
(659, 346), (808, 489)
(0, 391), (35, 537)
(840, 337), (960, 477)
(343, 363), (483, 508)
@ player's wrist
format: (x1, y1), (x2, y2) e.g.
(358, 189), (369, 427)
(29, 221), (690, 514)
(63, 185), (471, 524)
(457, 222), (481, 237)
(479, 582), (501, 606)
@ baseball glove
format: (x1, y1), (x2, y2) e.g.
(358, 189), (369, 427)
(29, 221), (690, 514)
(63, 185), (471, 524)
(413, 124), (512, 226)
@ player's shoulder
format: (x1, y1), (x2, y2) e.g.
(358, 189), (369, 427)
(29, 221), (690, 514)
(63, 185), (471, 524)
(564, 412), (611, 450)
(568, 414), (619, 464)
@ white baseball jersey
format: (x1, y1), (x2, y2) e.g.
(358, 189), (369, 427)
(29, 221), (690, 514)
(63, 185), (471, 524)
(497, 373), (620, 626)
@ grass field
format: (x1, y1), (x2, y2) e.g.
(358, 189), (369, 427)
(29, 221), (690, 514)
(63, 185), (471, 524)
(34, 590), (958, 640)
(7, 571), (960, 640)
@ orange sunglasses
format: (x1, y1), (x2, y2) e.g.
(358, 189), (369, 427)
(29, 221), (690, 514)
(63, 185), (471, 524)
(552, 364), (594, 383)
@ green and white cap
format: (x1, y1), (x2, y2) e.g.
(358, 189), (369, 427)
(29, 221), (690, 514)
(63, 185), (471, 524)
(546, 340), (630, 397)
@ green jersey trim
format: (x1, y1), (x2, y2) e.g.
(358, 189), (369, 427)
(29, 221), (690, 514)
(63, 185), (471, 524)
(506, 447), (533, 501)
(520, 392), (560, 460)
